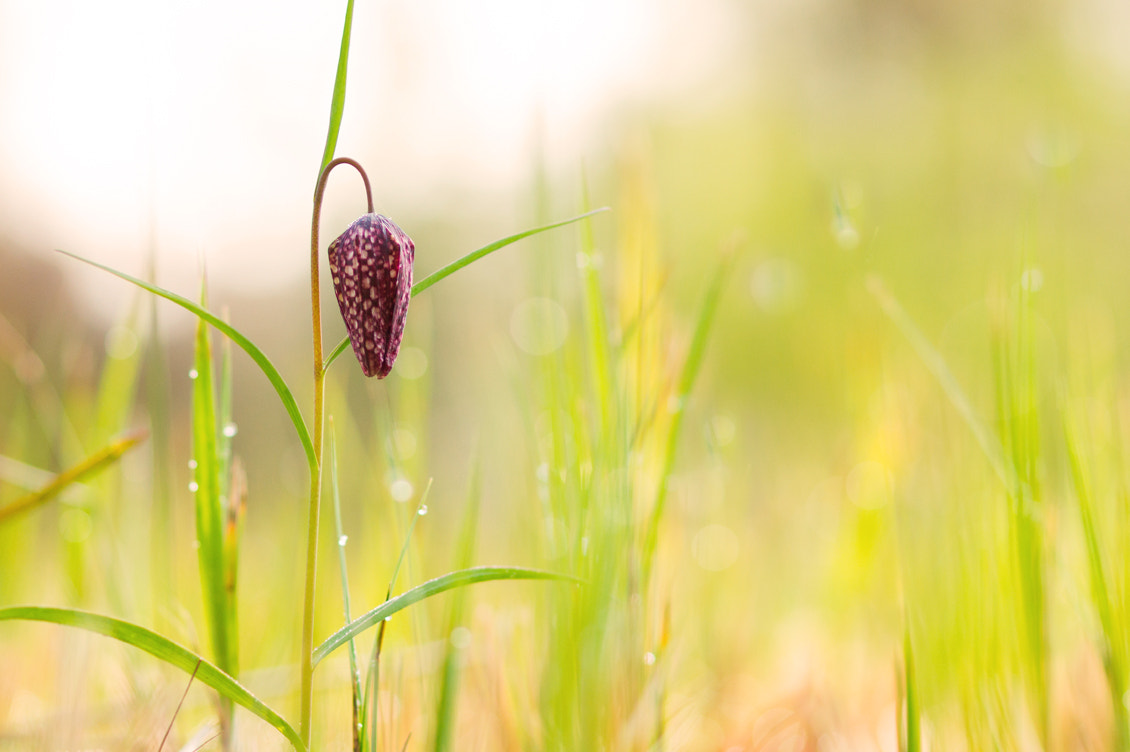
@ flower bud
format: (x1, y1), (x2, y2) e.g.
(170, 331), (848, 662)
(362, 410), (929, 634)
(327, 214), (414, 378)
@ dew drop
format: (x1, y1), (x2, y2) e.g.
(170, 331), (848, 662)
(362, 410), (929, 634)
(188, 481), (199, 493)
(338, 535), (348, 547)
(188, 368), (199, 380)
(188, 459), (198, 470)
(222, 423), (238, 438)
(417, 504), (428, 516)
(643, 652), (657, 666)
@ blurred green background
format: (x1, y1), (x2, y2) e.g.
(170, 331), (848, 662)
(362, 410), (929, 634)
(4, 0), (1130, 749)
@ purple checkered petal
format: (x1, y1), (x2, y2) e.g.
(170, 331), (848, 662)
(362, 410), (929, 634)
(327, 214), (415, 378)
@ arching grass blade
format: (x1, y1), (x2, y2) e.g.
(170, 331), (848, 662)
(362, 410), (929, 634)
(314, 567), (577, 666)
(0, 606), (304, 751)
(0, 430), (147, 525)
(318, 0), (356, 174)
(324, 209), (611, 372)
(56, 250), (315, 471)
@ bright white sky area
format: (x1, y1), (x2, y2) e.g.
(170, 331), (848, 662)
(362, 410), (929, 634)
(0, 0), (743, 317)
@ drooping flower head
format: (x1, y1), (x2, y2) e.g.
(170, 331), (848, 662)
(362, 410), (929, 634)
(327, 213), (414, 378)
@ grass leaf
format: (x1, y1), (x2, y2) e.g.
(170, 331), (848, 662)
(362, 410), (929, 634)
(0, 606), (304, 751)
(327, 419), (363, 748)
(0, 430), (147, 524)
(191, 294), (237, 680)
(56, 250), (315, 472)
(314, 567), (577, 666)
(325, 209), (611, 372)
(432, 463), (481, 752)
(867, 275), (1015, 495)
(642, 246), (737, 581)
(318, 0), (356, 174)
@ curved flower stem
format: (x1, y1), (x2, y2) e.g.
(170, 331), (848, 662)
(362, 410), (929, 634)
(301, 156), (373, 747)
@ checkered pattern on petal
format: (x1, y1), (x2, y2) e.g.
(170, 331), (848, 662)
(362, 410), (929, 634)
(327, 214), (415, 378)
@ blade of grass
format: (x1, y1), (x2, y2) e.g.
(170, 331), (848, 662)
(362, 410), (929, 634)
(146, 261), (176, 624)
(159, 658), (202, 752)
(1063, 401), (1127, 749)
(315, 567), (578, 666)
(318, 0), (356, 174)
(0, 606), (304, 751)
(0, 313), (85, 462)
(93, 300), (145, 444)
(0, 430), (147, 524)
(191, 291), (236, 747)
(433, 462), (482, 752)
(218, 332), (243, 718)
(867, 275), (1015, 496)
(57, 250), (315, 472)
(327, 418), (363, 750)
(642, 246), (737, 582)
(998, 278), (1047, 746)
(577, 180), (613, 431)
(363, 486), (432, 752)
(192, 291), (233, 675)
(903, 623), (920, 752)
(324, 209), (611, 372)
(217, 316), (235, 502)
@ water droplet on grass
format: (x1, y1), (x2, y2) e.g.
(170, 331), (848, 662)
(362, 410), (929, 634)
(338, 535), (348, 547)
(417, 504), (428, 516)
(188, 368), (199, 380)
(188, 459), (197, 470)
(643, 652), (656, 666)
(222, 422), (238, 438)
(188, 481), (199, 493)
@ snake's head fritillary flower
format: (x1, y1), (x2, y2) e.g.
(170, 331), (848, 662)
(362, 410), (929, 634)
(327, 214), (415, 378)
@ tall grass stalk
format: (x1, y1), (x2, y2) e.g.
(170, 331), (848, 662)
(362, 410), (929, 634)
(990, 279), (1048, 746)
(871, 274), (1052, 747)
(300, 155), (374, 745)
(328, 419), (364, 749)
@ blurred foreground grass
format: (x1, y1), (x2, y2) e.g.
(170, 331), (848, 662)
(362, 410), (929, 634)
(6, 6), (1130, 750)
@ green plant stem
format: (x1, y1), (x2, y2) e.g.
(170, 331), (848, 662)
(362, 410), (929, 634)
(300, 157), (373, 747)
